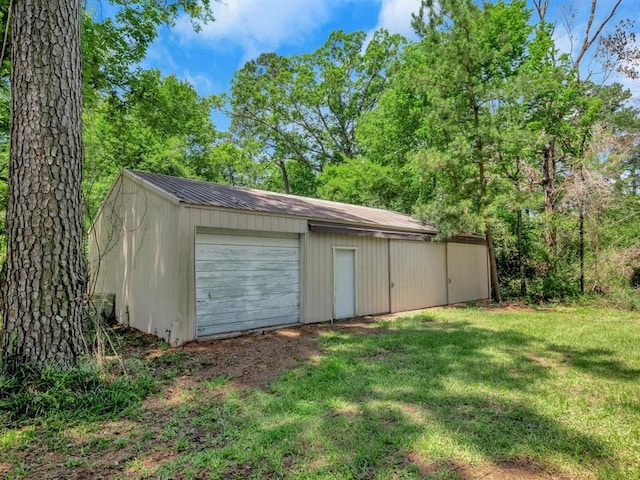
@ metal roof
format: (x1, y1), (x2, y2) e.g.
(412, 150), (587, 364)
(127, 170), (438, 234)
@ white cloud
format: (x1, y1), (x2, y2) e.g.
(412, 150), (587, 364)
(182, 71), (218, 96)
(373, 0), (421, 39)
(175, 0), (342, 65)
(142, 40), (180, 72)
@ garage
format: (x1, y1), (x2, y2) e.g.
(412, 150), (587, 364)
(89, 170), (490, 345)
(195, 232), (300, 337)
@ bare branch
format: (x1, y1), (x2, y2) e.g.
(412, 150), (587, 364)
(574, 0), (623, 70)
(533, 0), (550, 22)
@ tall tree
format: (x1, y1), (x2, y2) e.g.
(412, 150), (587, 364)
(404, 0), (535, 302)
(533, 0), (637, 257)
(2, 0), (86, 372)
(229, 30), (405, 194)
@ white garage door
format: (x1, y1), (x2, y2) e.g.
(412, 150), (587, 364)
(195, 233), (300, 337)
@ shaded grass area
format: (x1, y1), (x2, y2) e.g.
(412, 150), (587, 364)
(1, 306), (639, 479)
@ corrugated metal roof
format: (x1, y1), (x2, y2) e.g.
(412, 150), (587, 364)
(127, 170), (438, 234)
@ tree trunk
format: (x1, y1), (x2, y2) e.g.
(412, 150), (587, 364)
(579, 210), (585, 294)
(542, 139), (557, 254)
(485, 222), (502, 303)
(2, 0), (86, 372)
(277, 158), (290, 194)
(517, 208), (526, 297)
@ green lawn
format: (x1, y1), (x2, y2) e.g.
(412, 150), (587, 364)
(2, 306), (640, 479)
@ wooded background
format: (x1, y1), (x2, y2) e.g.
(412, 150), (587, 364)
(0, 0), (638, 311)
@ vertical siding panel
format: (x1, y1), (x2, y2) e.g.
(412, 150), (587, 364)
(305, 234), (315, 322)
(248, 214), (256, 231)
(380, 238), (387, 313)
(237, 213), (248, 230)
(358, 238), (365, 316)
(305, 234), (313, 322)
(190, 207), (200, 227)
(390, 240), (448, 312)
(263, 215), (274, 232)
(253, 215), (263, 231)
(324, 235), (332, 320)
(316, 235), (325, 321)
(229, 211), (240, 229)
(286, 218), (295, 232)
(364, 238), (370, 316)
(384, 239), (390, 313)
(367, 238), (374, 314)
(207, 209), (218, 228)
(266, 216), (276, 232)
(312, 235), (319, 321)
(217, 210), (228, 229)
(376, 240), (381, 313)
(447, 244), (489, 303)
(356, 238), (363, 316)
(368, 238), (374, 314)
(180, 210), (195, 343)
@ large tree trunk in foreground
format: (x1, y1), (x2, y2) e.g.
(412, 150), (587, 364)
(2, 0), (86, 372)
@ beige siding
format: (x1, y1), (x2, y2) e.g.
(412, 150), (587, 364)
(447, 243), (490, 303)
(303, 233), (389, 323)
(389, 240), (448, 312)
(88, 175), (185, 344)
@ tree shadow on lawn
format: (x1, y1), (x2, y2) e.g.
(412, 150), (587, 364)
(247, 319), (619, 478)
(547, 344), (640, 380)
(138, 317), (630, 479)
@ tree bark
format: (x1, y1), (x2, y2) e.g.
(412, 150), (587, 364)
(579, 210), (585, 294)
(2, 0), (86, 372)
(517, 208), (526, 297)
(485, 222), (502, 303)
(277, 158), (290, 194)
(542, 139), (557, 254)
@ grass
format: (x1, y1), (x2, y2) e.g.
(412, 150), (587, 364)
(1, 305), (639, 479)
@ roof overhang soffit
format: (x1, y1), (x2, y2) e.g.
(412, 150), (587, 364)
(308, 221), (436, 241)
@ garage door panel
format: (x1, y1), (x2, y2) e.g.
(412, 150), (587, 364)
(196, 314), (300, 337)
(197, 235), (298, 248)
(196, 291), (299, 314)
(196, 268), (298, 284)
(196, 245), (298, 262)
(196, 281), (299, 298)
(195, 233), (300, 337)
(196, 306), (299, 333)
(196, 259), (298, 272)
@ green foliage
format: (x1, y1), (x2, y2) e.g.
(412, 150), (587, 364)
(228, 29), (406, 192)
(354, 1), (640, 302)
(0, 361), (155, 426)
(83, 70), (219, 217)
(317, 157), (405, 210)
(83, 0), (214, 103)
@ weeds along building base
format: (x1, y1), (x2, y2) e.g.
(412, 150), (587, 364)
(89, 170), (490, 345)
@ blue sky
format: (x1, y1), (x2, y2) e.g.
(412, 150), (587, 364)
(93, 0), (640, 131)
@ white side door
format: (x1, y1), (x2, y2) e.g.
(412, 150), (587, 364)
(333, 248), (356, 319)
